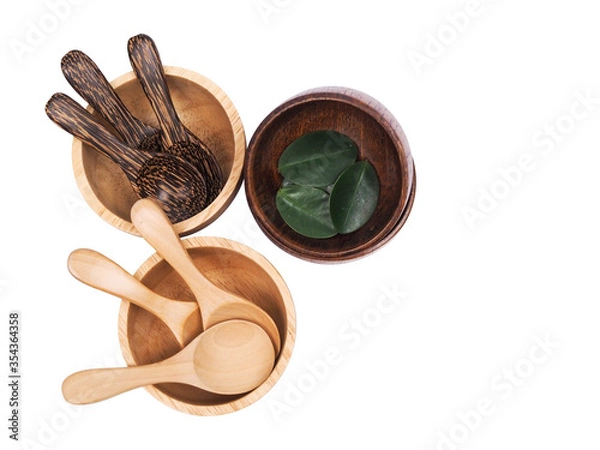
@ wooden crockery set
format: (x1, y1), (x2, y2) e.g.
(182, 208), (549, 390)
(46, 33), (414, 415)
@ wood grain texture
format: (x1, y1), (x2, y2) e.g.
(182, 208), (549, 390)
(67, 248), (201, 347)
(63, 320), (275, 404)
(46, 93), (208, 223)
(244, 86), (416, 262)
(127, 34), (223, 204)
(61, 49), (162, 152)
(71, 67), (246, 236)
(118, 236), (295, 416)
(131, 199), (281, 354)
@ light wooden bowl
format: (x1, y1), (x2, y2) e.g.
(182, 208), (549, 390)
(244, 87), (416, 262)
(118, 236), (295, 416)
(72, 67), (245, 236)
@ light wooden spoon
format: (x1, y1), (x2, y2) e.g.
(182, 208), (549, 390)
(62, 320), (275, 404)
(131, 198), (281, 354)
(67, 248), (201, 347)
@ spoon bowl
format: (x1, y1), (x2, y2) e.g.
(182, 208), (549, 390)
(63, 320), (275, 404)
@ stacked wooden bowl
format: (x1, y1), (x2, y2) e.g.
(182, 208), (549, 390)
(245, 87), (416, 262)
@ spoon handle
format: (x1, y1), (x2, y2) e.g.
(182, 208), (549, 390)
(61, 50), (157, 147)
(45, 93), (145, 176)
(62, 359), (191, 405)
(127, 34), (189, 148)
(131, 198), (282, 353)
(67, 248), (197, 343)
(131, 199), (222, 312)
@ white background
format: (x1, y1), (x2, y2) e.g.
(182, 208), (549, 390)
(2, 0), (600, 448)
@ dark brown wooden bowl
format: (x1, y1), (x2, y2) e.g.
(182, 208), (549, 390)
(244, 87), (416, 262)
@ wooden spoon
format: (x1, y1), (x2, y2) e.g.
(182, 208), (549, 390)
(131, 198), (281, 354)
(61, 49), (162, 152)
(127, 33), (223, 204)
(62, 319), (275, 404)
(67, 248), (201, 347)
(45, 92), (207, 223)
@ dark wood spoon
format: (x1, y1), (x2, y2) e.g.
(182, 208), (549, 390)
(127, 34), (223, 204)
(61, 50), (162, 153)
(45, 92), (207, 223)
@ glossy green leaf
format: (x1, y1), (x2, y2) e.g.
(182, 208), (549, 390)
(276, 185), (338, 239)
(278, 130), (358, 186)
(330, 161), (380, 234)
(281, 177), (296, 187)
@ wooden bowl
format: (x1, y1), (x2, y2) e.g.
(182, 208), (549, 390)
(244, 87), (416, 262)
(118, 236), (295, 416)
(72, 67), (246, 236)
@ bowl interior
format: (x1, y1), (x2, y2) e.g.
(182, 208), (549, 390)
(245, 89), (413, 262)
(73, 67), (245, 236)
(119, 237), (295, 415)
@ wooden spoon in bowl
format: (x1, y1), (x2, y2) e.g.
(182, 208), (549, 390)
(67, 248), (201, 347)
(131, 198), (281, 354)
(45, 92), (207, 223)
(127, 33), (223, 204)
(62, 319), (275, 404)
(60, 49), (162, 152)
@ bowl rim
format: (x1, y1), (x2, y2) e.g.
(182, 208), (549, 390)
(244, 86), (415, 262)
(118, 236), (296, 416)
(71, 66), (246, 237)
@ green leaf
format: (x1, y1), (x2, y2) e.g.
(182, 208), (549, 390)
(330, 161), (380, 234)
(278, 130), (359, 186)
(281, 177), (297, 187)
(276, 185), (338, 239)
